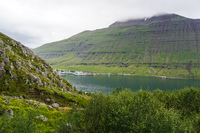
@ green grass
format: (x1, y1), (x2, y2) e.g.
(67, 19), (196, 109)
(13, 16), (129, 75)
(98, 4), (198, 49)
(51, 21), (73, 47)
(33, 15), (200, 80)
(2, 86), (200, 132)
(57, 87), (200, 132)
(0, 95), (70, 132)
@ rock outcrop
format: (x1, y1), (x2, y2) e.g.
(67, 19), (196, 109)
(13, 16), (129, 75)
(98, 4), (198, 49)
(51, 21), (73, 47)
(0, 32), (73, 102)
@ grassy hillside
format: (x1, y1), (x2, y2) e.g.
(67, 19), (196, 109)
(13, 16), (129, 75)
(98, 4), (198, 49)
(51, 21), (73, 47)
(0, 32), (90, 132)
(34, 14), (200, 79)
(0, 32), (90, 106)
(2, 87), (200, 132)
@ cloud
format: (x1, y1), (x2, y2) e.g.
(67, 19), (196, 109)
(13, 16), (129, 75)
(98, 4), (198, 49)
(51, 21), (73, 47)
(0, 0), (200, 48)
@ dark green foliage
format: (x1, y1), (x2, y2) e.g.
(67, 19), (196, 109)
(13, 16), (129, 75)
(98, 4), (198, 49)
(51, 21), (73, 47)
(57, 122), (75, 133)
(3, 74), (10, 79)
(112, 85), (123, 94)
(159, 87), (200, 117)
(4, 65), (10, 71)
(77, 89), (84, 95)
(57, 113), (78, 133)
(0, 109), (38, 133)
(58, 88), (200, 133)
(57, 107), (85, 133)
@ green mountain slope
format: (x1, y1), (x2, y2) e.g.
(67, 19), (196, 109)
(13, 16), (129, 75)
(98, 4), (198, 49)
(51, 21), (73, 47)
(0, 32), (90, 132)
(33, 14), (200, 79)
(0, 32), (87, 107)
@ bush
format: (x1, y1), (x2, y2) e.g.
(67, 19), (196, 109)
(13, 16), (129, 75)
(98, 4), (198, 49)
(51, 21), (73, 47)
(78, 89), (85, 95)
(0, 109), (39, 133)
(153, 87), (200, 116)
(57, 109), (83, 133)
(58, 89), (193, 132)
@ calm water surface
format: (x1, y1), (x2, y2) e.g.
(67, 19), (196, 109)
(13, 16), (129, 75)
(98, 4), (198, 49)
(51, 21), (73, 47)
(63, 75), (200, 94)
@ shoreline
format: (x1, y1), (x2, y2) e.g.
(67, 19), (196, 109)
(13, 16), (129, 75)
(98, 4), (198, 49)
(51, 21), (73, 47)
(56, 70), (200, 81)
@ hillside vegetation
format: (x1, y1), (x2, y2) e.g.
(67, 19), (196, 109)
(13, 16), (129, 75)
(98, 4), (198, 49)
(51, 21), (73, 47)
(0, 32), (89, 132)
(2, 87), (200, 132)
(34, 14), (200, 79)
(58, 87), (200, 132)
(0, 32), (89, 107)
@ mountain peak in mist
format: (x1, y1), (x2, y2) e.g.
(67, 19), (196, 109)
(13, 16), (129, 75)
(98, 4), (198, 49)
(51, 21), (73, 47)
(109, 13), (191, 27)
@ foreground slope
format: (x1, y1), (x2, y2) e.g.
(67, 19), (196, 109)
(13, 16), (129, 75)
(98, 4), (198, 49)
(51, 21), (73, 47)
(0, 33), (89, 133)
(34, 14), (200, 79)
(0, 32), (87, 107)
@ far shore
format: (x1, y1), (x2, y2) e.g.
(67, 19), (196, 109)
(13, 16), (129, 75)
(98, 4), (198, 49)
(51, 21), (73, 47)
(55, 69), (199, 80)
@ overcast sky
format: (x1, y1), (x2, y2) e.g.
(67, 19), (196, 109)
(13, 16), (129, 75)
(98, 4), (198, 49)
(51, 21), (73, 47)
(0, 0), (200, 48)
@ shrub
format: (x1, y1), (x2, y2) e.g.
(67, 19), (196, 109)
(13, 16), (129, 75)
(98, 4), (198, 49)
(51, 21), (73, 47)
(0, 109), (39, 133)
(78, 89), (85, 95)
(58, 89), (193, 132)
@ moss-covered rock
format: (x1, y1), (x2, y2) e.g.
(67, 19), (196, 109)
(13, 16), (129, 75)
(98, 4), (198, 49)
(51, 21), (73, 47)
(0, 32), (86, 107)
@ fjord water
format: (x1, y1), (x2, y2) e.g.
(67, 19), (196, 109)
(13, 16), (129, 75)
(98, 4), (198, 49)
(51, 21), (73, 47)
(64, 75), (200, 94)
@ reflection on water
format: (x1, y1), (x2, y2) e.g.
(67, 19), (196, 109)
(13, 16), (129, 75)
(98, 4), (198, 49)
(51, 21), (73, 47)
(63, 75), (200, 94)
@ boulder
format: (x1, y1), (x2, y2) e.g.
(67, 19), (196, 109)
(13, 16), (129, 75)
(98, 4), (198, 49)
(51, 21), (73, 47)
(40, 103), (47, 107)
(5, 46), (14, 54)
(29, 74), (38, 83)
(0, 51), (6, 58)
(58, 80), (66, 88)
(36, 115), (48, 122)
(15, 42), (22, 49)
(23, 99), (28, 102)
(5, 99), (9, 105)
(52, 103), (59, 108)
(41, 71), (48, 78)
(33, 103), (39, 107)
(19, 95), (24, 99)
(0, 38), (4, 45)
(29, 74), (42, 85)
(10, 65), (14, 71)
(0, 62), (6, 79)
(28, 100), (33, 105)
(5, 109), (14, 118)
(10, 40), (17, 47)
(45, 98), (51, 103)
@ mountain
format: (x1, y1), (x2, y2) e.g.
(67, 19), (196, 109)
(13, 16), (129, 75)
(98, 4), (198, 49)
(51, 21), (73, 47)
(109, 14), (188, 27)
(33, 14), (200, 79)
(0, 32), (87, 107)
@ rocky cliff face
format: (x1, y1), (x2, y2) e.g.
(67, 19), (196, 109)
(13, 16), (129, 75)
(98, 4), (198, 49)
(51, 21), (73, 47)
(0, 32), (73, 99)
